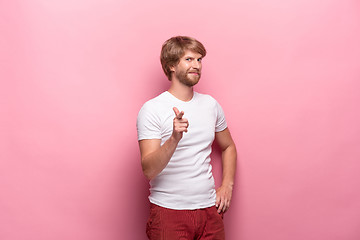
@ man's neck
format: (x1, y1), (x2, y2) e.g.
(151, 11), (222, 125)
(168, 79), (194, 102)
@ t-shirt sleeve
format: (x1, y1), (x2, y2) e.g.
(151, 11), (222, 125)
(137, 102), (162, 140)
(215, 100), (227, 132)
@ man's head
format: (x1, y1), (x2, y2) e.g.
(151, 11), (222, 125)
(160, 36), (207, 81)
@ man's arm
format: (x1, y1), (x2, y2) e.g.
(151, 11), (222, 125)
(139, 107), (188, 180)
(214, 128), (237, 213)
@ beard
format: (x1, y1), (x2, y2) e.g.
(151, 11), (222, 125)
(175, 69), (201, 87)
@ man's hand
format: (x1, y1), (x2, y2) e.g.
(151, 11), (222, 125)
(215, 184), (233, 213)
(172, 107), (189, 141)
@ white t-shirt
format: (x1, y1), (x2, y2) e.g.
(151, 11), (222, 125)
(137, 91), (227, 210)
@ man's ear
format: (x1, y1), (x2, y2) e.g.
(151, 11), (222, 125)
(169, 65), (175, 72)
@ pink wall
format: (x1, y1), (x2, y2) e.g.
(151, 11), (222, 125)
(1, 0), (360, 239)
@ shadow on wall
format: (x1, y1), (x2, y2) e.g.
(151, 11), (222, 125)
(111, 141), (150, 239)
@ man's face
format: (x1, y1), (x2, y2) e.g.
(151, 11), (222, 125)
(171, 50), (203, 87)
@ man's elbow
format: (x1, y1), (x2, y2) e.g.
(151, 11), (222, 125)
(141, 160), (156, 180)
(231, 143), (237, 155)
(223, 142), (237, 155)
(143, 170), (156, 181)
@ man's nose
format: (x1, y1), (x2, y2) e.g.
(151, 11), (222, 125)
(192, 60), (200, 69)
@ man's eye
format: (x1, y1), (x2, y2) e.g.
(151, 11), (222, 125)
(186, 58), (191, 61)
(197, 58), (202, 62)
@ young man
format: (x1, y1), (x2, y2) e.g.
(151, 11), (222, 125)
(137, 36), (237, 240)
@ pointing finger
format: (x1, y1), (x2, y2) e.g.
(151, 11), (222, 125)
(173, 107), (184, 119)
(173, 107), (179, 116)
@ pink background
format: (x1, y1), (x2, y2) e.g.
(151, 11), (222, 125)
(1, 0), (360, 239)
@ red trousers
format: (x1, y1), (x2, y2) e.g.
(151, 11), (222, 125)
(146, 203), (225, 240)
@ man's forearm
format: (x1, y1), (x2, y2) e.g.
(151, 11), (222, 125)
(215, 142), (237, 213)
(141, 136), (179, 180)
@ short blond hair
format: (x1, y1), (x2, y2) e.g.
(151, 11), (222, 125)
(160, 36), (206, 80)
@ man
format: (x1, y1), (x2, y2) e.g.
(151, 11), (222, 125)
(137, 36), (237, 240)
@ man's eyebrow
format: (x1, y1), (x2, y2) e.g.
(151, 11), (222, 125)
(184, 56), (201, 59)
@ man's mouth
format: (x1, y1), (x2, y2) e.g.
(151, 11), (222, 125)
(188, 71), (200, 75)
